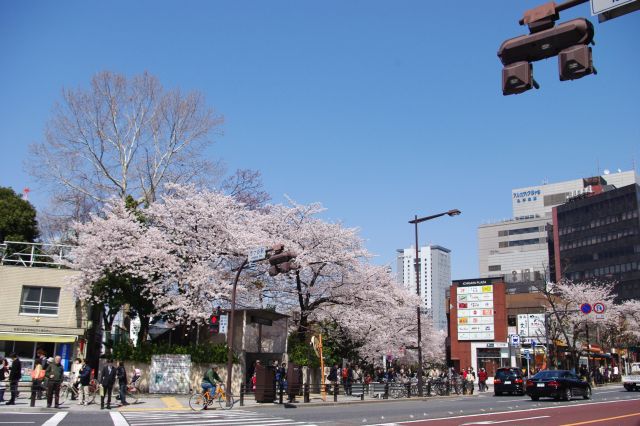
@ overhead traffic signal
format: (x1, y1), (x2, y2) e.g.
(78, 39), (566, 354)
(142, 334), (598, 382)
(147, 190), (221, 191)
(268, 245), (299, 276)
(498, 12), (596, 95)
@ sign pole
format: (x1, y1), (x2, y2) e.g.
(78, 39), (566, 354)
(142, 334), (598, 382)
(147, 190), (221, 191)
(319, 334), (326, 402)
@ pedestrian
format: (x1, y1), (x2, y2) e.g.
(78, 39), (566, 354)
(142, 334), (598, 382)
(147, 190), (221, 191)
(37, 349), (48, 371)
(78, 360), (91, 405)
(30, 359), (45, 406)
(343, 363), (353, 395)
(116, 361), (128, 406)
(70, 358), (82, 400)
(327, 363), (338, 385)
(6, 353), (22, 405)
(478, 368), (488, 392)
(0, 358), (8, 402)
(466, 368), (475, 395)
(100, 359), (117, 409)
(45, 355), (64, 408)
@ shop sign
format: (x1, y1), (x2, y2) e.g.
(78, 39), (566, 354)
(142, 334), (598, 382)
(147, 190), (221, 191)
(457, 285), (494, 341)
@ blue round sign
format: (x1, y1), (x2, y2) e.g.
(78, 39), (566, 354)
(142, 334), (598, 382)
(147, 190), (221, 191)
(580, 303), (592, 314)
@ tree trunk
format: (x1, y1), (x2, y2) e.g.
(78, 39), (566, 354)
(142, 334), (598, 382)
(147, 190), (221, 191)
(136, 315), (150, 346)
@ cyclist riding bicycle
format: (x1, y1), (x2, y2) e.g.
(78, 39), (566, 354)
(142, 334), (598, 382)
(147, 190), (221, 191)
(201, 366), (222, 400)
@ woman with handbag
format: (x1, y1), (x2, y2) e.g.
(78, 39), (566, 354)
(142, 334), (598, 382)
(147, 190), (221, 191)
(31, 359), (45, 401)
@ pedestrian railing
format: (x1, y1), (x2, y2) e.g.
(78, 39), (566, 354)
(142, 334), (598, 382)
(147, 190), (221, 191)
(237, 378), (480, 406)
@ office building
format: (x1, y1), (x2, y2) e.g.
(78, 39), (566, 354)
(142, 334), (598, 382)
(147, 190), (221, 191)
(553, 183), (640, 300)
(396, 245), (451, 331)
(479, 170), (637, 290)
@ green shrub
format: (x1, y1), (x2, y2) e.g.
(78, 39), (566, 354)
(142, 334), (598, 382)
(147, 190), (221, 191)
(112, 341), (237, 364)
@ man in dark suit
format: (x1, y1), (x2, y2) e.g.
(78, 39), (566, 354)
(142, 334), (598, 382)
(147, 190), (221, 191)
(6, 353), (21, 405)
(100, 359), (117, 409)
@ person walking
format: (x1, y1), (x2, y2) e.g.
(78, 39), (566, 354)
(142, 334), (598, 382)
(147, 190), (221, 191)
(116, 361), (128, 406)
(45, 355), (64, 408)
(30, 359), (45, 406)
(465, 368), (475, 395)
(6, 353), (22, 405)
(100, 359), (117, 409)
(478, 368), (488, 392)
(0, 358), (8, 402)
(78, 360), (91, 405)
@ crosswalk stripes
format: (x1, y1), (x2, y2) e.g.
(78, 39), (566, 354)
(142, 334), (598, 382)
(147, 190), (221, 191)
(119, 409), (318, 426)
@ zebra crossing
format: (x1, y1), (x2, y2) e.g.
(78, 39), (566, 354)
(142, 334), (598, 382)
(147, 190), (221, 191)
(120, 409), (319, 426)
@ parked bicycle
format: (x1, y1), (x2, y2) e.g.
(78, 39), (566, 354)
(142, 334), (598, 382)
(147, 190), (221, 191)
(189, 384), (235, 410)
(116, 376), (141, 405)
(59, 378), (99, 405)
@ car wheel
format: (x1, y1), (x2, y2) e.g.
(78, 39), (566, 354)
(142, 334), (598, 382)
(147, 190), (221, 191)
(563, 387), (572, 401)
(530, 396), (539, 401)
(583, 386), (591, 400)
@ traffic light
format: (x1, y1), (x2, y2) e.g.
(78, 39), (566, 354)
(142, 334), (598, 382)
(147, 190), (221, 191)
(558, 44), (596, 81)
(268, 247), (299, 277)
(209, 307), (221, 334)
(502, 61), (539, 96)
(498, 17), (596, 95)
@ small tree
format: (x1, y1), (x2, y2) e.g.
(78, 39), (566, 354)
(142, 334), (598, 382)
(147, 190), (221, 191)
(0, 187), (39, 242)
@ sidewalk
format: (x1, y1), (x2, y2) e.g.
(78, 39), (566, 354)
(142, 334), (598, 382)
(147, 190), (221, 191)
(0, 386), (497, 413)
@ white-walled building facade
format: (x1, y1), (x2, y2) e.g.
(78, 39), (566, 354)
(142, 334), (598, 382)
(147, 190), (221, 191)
(396, 245), (451, 331)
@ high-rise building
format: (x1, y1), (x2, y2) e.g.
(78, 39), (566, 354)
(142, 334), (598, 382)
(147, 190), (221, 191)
(396, 245), (451, 331)
(553, 183), (640, 300)
(478, 170), (637, 291)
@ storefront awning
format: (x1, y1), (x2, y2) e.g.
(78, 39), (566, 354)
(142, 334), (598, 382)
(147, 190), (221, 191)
(0, 332), (77, 343)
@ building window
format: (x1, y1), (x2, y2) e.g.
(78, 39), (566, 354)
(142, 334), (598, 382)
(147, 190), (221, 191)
(19, 286), (60, 316)
(488, 265), (501, 271)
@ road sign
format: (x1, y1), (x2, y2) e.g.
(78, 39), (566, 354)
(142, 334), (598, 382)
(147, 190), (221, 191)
(248, 247), (266, 263)
(595, 313), (605, 320)
(580, 303), (592, 314)
(219, 314), (228, 334)
(510, 334), (520, 347)
(593, 302), (606, 314)
(591, 0), (638, 15)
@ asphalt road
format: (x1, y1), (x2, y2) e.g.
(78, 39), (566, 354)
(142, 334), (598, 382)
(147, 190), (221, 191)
(0, 386), (638, 425)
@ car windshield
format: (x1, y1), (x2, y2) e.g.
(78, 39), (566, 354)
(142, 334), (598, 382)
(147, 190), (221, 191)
(533, 370), (564, 380)
(496, 369), (519, 379)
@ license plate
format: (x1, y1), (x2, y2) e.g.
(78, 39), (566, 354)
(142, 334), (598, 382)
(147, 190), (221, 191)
(504, 381), (511, 384)
(537, 383), (545, 388)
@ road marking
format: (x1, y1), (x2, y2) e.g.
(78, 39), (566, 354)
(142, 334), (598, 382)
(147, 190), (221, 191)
(378, 397), (640, 424)
(560, 412), (640, 425)
(460, 416), (549, 425)
(160, 396), (184, 409)
(110, 412), (129, 426)
(0, 423), (36, 424)
(41, 413), (68, 426)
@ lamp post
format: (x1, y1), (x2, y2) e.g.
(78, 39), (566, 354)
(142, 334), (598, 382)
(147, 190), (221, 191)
(409, 209), (461, 397)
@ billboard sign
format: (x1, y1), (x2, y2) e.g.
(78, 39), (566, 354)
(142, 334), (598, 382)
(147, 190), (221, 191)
(457, 285), (494, 340)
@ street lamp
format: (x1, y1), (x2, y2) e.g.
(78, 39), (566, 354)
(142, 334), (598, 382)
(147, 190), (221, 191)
(408, 209), (461, 397)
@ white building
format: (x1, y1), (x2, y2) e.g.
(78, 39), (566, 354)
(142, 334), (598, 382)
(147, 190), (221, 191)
(478, 170), (638, 286)
(396, 245), (451, 331)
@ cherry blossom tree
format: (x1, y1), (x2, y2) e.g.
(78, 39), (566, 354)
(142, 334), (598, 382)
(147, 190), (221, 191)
(542, 279), (619, 369)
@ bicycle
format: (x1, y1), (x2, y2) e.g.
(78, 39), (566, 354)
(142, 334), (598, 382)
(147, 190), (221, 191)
(189, 384), (235, 410)
(60, 378), (99, 405)
(116, 379), (140, 404)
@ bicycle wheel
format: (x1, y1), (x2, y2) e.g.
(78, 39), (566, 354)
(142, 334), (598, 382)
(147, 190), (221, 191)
(59, 385), (70, 405)
(217, 391), (235, 410)
(126, 390), (139, 404)
(189, 392), (208, 411)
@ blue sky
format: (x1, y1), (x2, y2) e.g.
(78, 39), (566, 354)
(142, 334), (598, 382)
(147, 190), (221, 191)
(1, 1), (638, 279)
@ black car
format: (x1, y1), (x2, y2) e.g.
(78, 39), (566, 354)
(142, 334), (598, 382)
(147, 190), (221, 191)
(493, 367), (525, 396)
(525, 370), (592, 401)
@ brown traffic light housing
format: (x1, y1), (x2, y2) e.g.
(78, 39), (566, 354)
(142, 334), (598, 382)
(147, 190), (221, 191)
(558, 44), (596, 80)
(502, 62), (540, 96)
